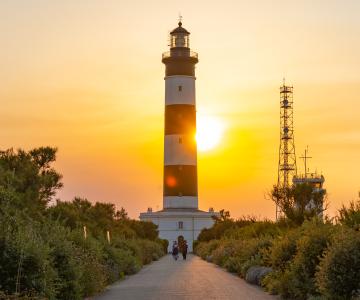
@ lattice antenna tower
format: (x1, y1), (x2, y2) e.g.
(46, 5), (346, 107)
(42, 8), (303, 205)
(277, 80), (297, 219)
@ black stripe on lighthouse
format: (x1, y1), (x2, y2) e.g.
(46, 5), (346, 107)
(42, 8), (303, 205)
(163, 165), (197, 196)
(165, 104), (196, 135)
(164, 58), (196, 76)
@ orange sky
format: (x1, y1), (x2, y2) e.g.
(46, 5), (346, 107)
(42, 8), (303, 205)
(0, 0), (359, 219)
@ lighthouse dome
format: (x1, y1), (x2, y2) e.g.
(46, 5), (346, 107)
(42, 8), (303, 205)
(169, 22), (190, 48)
(170, 22), (190, 35)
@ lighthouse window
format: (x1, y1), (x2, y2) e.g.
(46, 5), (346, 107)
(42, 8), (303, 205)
(178, 85), (182, 92)
(178, 221), (183, 229)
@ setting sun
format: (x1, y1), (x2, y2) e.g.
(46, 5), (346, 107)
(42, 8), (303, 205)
(196, 115), (224, 152)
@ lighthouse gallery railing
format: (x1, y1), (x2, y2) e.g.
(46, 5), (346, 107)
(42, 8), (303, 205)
(162, 50), (198, 60)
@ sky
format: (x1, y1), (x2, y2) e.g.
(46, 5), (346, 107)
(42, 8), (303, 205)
(0, 0), (359, 219)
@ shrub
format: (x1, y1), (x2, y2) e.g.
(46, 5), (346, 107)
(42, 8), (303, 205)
(159, 239), (169, 254)
(224, 221), (282, 240)
(263, 220), (335, 299)
(263, 228), (300, 271)
(77, 249), (107, 297)
(316, 229), (360, 299)
(0, 211), (58, 299)
(212, 240), (236, 267)
(338, 199), (360, 230)
(194, 240), (221, 260)
(231, 237), (272, 277)
(0, 147), (165, 299)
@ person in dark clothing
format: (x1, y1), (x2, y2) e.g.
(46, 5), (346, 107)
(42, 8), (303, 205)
(181, 241), (188, 260)
(172, 241), (179, 260)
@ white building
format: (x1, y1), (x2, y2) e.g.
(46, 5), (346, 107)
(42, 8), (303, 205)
(139, 21), (218, 252)
(292, 148), (326, 215)
(140, 208), (217, 252)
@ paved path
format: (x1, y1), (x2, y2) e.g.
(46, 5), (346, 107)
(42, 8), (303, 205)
(94, 254), (275, 300)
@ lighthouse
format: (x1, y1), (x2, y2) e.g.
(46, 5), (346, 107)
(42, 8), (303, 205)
(140, 21), (218, 252)
(162, 20), (198, 210)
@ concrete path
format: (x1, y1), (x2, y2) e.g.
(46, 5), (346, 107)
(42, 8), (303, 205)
(94, 254), (275, 300)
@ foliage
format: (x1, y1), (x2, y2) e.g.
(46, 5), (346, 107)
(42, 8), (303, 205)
(263, 220), (335, 299)
(195, 207), (360, 299)
(337, 199), (360, 230)
(0, 147), (62, 214)
(316, 228), (360, 299)
(224, 220), (283, 240)
(270, 183), (326, 225)
(0, 147), (165, 299)
(197, 212), (259, 242)
(194, 239), (221, 260)
(195, 222), (275, 277)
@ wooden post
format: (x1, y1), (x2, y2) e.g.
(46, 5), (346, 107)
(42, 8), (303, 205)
(107, 230), (111, 244)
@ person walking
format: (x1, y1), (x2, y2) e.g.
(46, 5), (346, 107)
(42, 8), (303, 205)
(181, 241), (188, 260)
(172, 241), (179, 261)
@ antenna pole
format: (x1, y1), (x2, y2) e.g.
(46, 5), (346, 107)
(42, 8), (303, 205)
(300, 146), (312, 179)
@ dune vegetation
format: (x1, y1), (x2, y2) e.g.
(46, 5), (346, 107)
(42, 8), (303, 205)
(195, 202), (360, 299)
(0, 147), (167, 299)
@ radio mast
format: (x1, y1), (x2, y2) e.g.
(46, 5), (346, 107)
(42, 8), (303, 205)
(277, 80), (297, 219)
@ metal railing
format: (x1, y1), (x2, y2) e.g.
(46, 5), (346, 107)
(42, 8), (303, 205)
(293, 173), (324, 181)
(162, 50), (198, 60)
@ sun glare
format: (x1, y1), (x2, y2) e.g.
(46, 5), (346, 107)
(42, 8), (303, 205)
(196, 115), (224, 152)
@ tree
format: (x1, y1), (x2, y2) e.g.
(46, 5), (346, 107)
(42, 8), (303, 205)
(198, 209), (235, 242)
(115, 207), (128, 220)
(0, 147), (63, 213)
(270, 183), (326, 225)
(337, 199), (360, 230)
(212, 209), (231, 223)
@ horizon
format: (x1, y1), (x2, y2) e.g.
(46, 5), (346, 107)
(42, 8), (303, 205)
(1, 0), (359, 219)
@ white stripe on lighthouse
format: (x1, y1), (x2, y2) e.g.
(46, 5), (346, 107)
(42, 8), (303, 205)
(164, 135), (197, 166)
(165, 75), (196, 105)
(164, 196), (198, 209)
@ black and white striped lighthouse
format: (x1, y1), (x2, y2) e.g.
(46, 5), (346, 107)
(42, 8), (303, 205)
(140, 21), (218, 252)
(161, 21), (199, 210)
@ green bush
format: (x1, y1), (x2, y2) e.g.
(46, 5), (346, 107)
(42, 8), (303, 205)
(222, 237), (272, 277)
(0, 147), (165, 299)
(263, 228), (300, 271)
(159, 238), (169, 254)
(316, 229), (360, 299)
(0, 211), (58, 299)
(224, 221), (282, 240)
(212, 239), (237, 266)
(196, 234), (272, 279)
(338, 199), (360, 230)
(194, 240), (221, 260)
(263, 220), (335, 299)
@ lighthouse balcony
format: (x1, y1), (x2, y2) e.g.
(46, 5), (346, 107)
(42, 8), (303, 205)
(162, 50), (198, 60)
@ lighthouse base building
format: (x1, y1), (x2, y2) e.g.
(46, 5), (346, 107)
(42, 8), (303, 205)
(139, 21), (218, 252)
(140, 208), (217, 253)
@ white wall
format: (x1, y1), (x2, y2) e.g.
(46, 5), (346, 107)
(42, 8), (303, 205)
(141, 214), (215, 252)
(163, 196), (198, 209)
(165, 75), (196, 105)
(164, 135), (197, 166)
